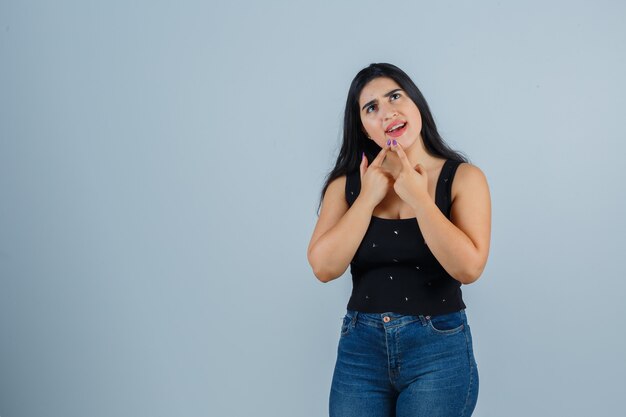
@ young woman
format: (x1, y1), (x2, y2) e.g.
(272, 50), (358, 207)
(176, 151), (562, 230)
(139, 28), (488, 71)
(307, 63), (491, 417)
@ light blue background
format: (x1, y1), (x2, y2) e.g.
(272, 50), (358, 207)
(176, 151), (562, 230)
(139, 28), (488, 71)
(1, 1), (625, 416)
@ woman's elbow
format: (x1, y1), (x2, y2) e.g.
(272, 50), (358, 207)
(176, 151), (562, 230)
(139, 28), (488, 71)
(311, 263), (341, 283)
(311, 264), (340, 283)
(307, 251), (339, 283)
(313, 269), (333, 283)
(454, 262), (486, 285)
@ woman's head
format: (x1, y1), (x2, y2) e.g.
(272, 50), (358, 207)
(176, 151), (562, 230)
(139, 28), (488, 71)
(343, 63), (449, 162)
(357, 76), (423, 152)
(316, 63), (468, 214)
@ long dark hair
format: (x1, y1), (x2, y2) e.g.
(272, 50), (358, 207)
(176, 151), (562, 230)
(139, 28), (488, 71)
(316, 63), (469, 215)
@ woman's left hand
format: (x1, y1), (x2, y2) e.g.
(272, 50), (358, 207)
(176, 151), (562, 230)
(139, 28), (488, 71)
(390, 141), (430, 209)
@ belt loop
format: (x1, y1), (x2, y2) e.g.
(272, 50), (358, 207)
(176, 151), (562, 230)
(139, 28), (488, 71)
(419, 314), (429, 326)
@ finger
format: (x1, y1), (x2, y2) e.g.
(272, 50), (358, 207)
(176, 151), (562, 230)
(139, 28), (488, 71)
(371, 144), (389, 167)
(360, 152), (368, 179)
(390, 140), (413, 170)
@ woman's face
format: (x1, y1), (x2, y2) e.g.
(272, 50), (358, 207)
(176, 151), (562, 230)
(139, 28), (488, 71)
(358, 77), (422, 149)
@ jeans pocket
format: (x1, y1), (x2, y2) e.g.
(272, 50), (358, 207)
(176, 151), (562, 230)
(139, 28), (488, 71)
(340, 315), (353, 336)
(427, 311), (465, 335)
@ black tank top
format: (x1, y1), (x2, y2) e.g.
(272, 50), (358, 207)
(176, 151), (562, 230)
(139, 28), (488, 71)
(345, 159), (466, 316)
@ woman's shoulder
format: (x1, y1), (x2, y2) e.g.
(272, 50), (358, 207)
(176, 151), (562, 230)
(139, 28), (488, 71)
(323, 174), (348, 204)
(316, 174), (350, 227)
(451, 162), (489, 201)
(327, 173), (347, 190)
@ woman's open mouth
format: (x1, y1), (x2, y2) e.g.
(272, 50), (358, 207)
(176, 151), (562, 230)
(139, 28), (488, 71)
(385, 122), (408, 138)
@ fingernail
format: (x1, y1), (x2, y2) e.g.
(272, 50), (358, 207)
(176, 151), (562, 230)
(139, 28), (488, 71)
(362, 152), (365, 159)
(387, 139), (391, 146)
(392, 139), (397, 146)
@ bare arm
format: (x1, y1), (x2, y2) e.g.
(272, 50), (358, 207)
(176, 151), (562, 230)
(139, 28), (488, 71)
(412, 163), (492, 284)
(307, 177), (376, 283)
(308, 147), (392, 283)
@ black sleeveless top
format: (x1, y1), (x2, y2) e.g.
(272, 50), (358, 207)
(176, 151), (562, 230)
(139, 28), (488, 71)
(345, 159), (466, 316)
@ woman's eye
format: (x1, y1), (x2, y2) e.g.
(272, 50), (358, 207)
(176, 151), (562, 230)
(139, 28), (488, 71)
(390, 93), (401, 101)
(366, 104), (377, 113)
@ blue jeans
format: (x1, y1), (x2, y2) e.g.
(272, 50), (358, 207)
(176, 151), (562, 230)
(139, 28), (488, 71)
(329, 309), (479, 417)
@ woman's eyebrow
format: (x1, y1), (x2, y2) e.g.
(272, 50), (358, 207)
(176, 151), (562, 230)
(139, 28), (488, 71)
(361, 88), (403, 111)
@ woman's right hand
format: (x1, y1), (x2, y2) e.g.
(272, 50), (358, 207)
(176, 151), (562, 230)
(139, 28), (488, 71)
(359, 145), (393, 208)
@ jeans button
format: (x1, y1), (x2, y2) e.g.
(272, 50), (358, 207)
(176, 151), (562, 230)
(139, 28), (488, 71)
(383, 316), (390, 323)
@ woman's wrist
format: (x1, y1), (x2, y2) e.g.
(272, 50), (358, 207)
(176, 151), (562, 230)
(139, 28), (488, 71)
(354, 195), (377, 214)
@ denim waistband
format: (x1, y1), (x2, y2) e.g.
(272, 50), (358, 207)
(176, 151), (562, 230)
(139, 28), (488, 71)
(345, 308), (466, 329)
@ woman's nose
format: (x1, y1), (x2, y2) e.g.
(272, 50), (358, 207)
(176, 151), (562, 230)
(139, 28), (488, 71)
(378, 102), (397, 119)
(383, 107), (398, 120)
